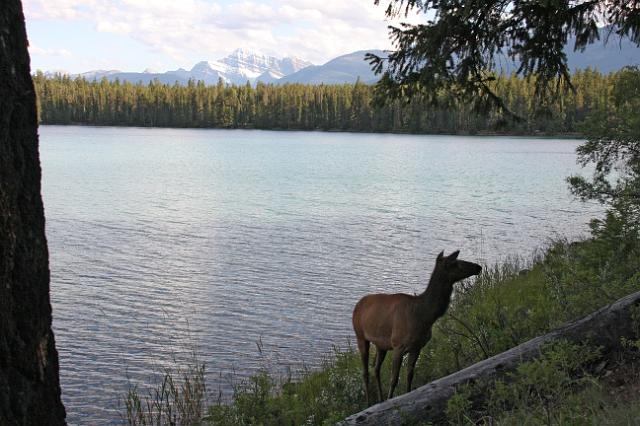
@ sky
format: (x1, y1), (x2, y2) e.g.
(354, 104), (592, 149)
(23, 0), (424, 74)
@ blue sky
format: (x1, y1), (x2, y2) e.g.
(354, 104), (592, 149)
(24, 0), (421, 73)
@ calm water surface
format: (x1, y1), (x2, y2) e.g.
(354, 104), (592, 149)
(40, 125), (600, 424)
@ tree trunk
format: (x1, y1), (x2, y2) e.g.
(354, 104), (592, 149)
(0, 1), (66, 424)
(341, 290), (640, 425)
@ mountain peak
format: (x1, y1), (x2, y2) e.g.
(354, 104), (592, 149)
(46, 36), (640, 88)
(191, 60), (225, 73)
(218, 49), (313, 80)
(229, 48), (265, 57)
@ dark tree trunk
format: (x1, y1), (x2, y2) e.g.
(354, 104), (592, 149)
(0, 1), (66, 424)
(341, 290), (640, 425)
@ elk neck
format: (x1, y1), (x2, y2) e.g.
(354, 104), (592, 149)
(418, 267), (455, 321)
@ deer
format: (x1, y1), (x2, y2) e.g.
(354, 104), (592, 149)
(352, 250), (482, 405)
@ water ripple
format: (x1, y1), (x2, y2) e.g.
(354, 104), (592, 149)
(39, 126), (601, 424)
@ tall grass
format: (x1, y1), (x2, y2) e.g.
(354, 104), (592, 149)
(201, 232), (639, 425)
(445, 339), (640, 426)
(120, 227), (640, 424)
(123, 360), (206, 425)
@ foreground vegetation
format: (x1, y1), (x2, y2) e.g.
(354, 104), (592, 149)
(122, 67), (640, 425)
(124, 214), (640, 425)
(35, 69), (615, 135)
(204, 222), (639, 425)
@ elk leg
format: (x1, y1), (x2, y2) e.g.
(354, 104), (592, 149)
(406, 351), (419, 393)
(387, 349), (404, 400)
(357, 338), (371, 405)
(373, 348), (387, 402)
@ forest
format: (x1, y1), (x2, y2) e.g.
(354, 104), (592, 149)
(33, 69), (614, 135)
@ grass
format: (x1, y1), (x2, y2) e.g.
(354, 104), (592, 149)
(123, 360), (206, 426)
(123, 213), (640, 425)
(203, 347), (364, 425)
(444, 338), (640, 425)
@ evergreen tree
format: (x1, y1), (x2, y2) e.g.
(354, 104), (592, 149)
(369, 0), (640, 112)
(33, 70), (619, 135)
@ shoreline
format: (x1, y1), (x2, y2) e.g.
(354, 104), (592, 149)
(38, 122), (585, 139)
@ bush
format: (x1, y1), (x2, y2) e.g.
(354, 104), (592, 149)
(123, 212), (640, 425)
(197, 231), (640, 425)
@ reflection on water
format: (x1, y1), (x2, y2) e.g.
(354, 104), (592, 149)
(40, 126), (599, 424)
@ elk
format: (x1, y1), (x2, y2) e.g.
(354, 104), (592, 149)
(352, 250), (482, 404)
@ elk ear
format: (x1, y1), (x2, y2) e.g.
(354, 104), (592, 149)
(437, 250), (445, 261)
(448, 250), (460, 260)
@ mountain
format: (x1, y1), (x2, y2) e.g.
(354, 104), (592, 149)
(565, 31), (639, 72)
(220, 49), (311, 78)
(277, 37), (638, 86)
(277, 50), (382, 85)
(78, 69), (121, 79)
(181, 50), (312, 85)
(496, 29), (640, 74)
(78, 70), (192, 86)
(77, 49), (312, 86)
(67, 33), (638, 87)
(256, 70), (282, 84)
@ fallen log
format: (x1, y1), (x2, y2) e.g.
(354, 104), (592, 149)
(341, 290), (640, 425)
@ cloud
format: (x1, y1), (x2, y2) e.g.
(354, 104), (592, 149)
(24, 0), (97, 20)
(29, 45), (73, 57)
(23, 0), (424, 65)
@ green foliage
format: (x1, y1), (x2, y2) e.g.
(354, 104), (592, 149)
(592, 400), (640, 426)
(96, 66), (640, 423)
(202, 228), (639, 425)
(569, 66), (640, 238)
(542, 220), (640, 320)
(205, 347), (363, 425)
(495, 342), (601, 420)
(120, 216), (639, 425)
(621, 305), (640, 353)
(33, 69), (619, 135)
(370, 0), (639, 112)
(445, 385), (473, 425)
(445, 341), (603, 425)
(442, 338), (640, 426)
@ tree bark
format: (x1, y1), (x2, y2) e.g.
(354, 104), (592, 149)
(0, 1), (66, 424)
(341, 290), (640, 425)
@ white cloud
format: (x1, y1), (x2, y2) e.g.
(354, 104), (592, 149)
(24, 0), (97, 20)
(29, 45), (73, 57)
(23, 0), (424, 66)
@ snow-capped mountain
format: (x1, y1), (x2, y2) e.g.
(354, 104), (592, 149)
(185, 49), (312, 84)
(222, 49), (311, 78)
(54, 34), (639, 87)
(256, 70), (282, 84)
(71, 49), (313, 86)
(78, 69), (121, 79)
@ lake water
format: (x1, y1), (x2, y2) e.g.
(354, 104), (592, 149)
(39, 125), (600, 424)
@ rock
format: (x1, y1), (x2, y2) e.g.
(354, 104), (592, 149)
(0, 1), (66, 424)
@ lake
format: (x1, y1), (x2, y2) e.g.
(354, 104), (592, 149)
(39, 125), (600, 424)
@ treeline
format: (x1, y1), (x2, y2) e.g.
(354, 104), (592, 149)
(33, 69), (614, 134)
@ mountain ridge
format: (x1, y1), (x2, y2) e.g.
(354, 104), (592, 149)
(56, 34), (639, 86)
(75, 49), (313, 86)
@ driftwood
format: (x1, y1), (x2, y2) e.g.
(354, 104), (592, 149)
(341, 290), (640, 425)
